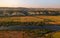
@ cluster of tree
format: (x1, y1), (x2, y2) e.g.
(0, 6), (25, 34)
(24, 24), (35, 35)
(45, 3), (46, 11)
(0, 22), (45, 26)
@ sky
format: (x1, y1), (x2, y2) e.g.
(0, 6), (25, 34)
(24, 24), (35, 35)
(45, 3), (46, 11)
(0, 0), (60, 8)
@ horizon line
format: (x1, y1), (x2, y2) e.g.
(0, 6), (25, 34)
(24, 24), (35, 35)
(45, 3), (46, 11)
(0, 7), (60, 9)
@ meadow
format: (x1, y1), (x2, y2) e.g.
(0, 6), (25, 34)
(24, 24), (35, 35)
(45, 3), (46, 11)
(0, 16), (60, 25)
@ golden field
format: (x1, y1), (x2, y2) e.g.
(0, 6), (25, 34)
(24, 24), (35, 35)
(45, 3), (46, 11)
(0, 16), (60, 24)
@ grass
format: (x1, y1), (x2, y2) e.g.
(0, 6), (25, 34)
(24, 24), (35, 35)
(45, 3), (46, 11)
(0, 16), (60, 24)
(53, 31), (60, 38)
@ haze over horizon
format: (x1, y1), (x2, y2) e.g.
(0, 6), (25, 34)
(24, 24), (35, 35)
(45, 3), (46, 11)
(0, 0), (60, 8)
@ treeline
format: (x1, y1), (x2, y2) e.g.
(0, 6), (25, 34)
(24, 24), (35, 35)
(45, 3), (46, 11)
(0, 22), (48, 26)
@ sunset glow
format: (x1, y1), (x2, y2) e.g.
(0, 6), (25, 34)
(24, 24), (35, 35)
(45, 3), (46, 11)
(0, 0), (60, 8)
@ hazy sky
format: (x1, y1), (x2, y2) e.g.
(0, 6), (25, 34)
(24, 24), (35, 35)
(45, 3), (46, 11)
(0, 0), (60, 8)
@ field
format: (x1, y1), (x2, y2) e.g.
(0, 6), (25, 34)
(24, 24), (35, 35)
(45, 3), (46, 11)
(0, 16), (60, 38)
(0, 16), (60, 24)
